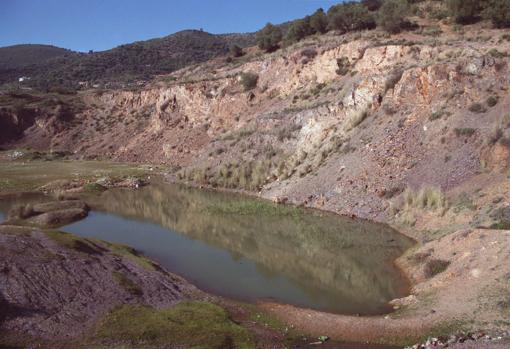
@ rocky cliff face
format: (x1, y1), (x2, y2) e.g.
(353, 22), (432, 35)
(2, 26), (510, 232)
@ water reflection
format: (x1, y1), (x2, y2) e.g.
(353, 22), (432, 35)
(68, 181), (414, 315)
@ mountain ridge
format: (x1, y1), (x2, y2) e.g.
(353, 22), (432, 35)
(0, 29), (257, 89)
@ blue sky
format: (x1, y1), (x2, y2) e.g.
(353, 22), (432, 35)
(0, 0), (340, 52)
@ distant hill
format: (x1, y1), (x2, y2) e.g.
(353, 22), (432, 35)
(0, 30), (256, 90)
(0, 44), (73, 70)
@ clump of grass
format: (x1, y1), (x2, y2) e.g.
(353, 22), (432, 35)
(454, 128), (476, 137)
(487, 96), (499, 107)
(112, 271), (143, 296)
(45, 231), (104, 255)
(403, 187), (448, 211)
(105, 242), (157, 271)
(344, 108), (369, 131)
(488, 48), (508, 59)
(301, 48), (318, 60)
(83, 182), (107, 193)
(502, 113), (510, 128)
(407, 251), (432, 264)
(221, 126), (255, 142)
(335, 57), (351, 76)
(468, 103), (486, 114)
(210, 160), (273, 191)
(489, 126), (504, 145)
(490, 220), (510, 230)
(384, 185), (404, 199)
(430, 110), (444, 121)
(276, 124), (301, 142)
(93, 302), (253, 348)
(310, 82), (326, 96)
(239, 72), (259, 91)
(424, 259), (450, 278)
(207, 198), (303, 218)
(454, 192), (476, 212)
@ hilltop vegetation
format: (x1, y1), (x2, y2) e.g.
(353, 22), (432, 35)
(0, 44), (73, 69)
(2, 0), (509, 92)
(257, 0), (510, 49)
(0, 30), (256, 90)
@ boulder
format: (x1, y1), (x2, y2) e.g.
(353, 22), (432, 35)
(32, 200), (89, 214)
(25, 208), (88, 228)
(5, 200), (89, 228)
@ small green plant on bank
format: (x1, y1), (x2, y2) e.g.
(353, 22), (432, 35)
(335, 57), (351, 75)
(403, 187), (448, 211)
(178, 160), (274, 191)
(239, 72), (259, 91)
(487, 95), (499, 107)
(112, 271), (143, 296)
(454, 128), (476, 137)
(391, 187), (448, 222)
(468, 103), (486, 113)
(93, 302), (254, 348)
(424, 259), (451, 278)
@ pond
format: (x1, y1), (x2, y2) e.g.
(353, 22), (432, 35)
(0, 181), (414, 315)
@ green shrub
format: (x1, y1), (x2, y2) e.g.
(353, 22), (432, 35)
(239, 72), (259, 91)
(301, 48), (318, 59)
(468, 103), (486, 113)
(112, 271), (143, 296)
(424, 259), (451, 278)
(430, 109), (448, 121)
(229, 44), (244, 58)
(336, 57), (351, 75)
(454, 128), (476, 137)
(403, 186), (448, 211)
(487, 96), (499, 107)
(310, 8), (329, 33)
(286, 17), (315, 43)
(446, 0), (482, 24)
(490, 220), (510, 229)
(377, 0), (410, 33)
(484, 0), (510, 28)
(489, 48), (508, 59)
(198, 160), (273, 191)
(362, 0), (383, 11)
(83, 182), (107, 192)
(257, 23), (283, 52)
(502, 113), (510, 128)
(328, 2), (376, 32)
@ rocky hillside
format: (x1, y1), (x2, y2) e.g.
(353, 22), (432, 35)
(3, 16), (510, 237)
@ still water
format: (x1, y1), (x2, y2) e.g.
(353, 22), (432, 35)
(64, 182), (414, 315)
